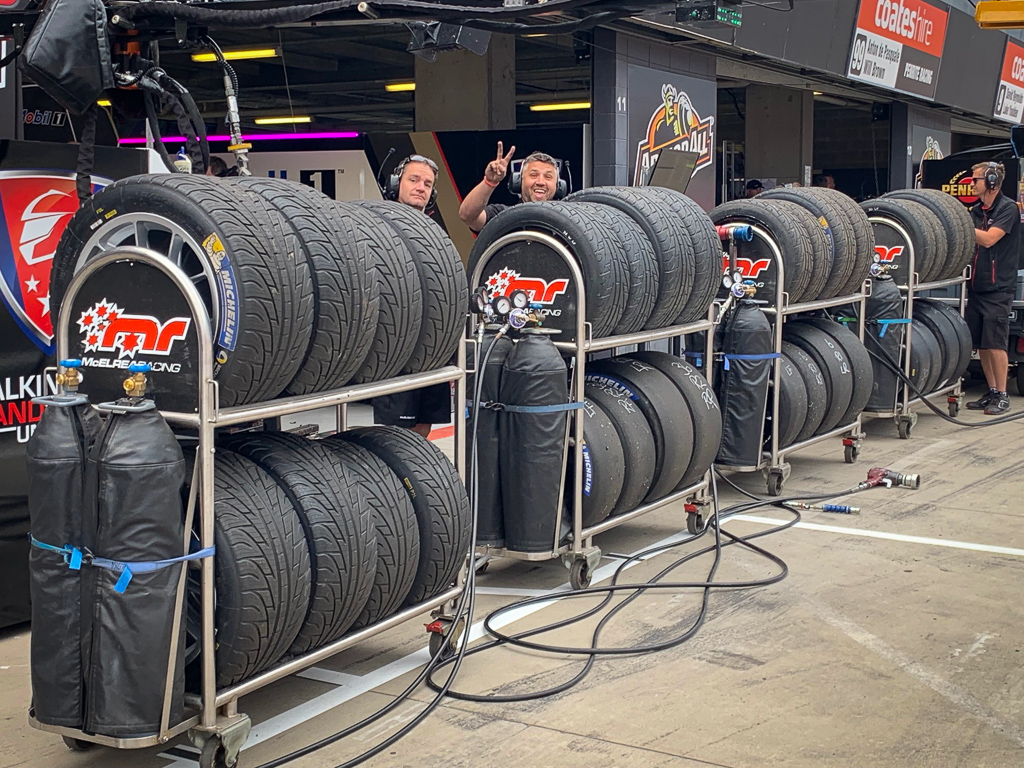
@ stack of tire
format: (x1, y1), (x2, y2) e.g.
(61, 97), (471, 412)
(711, 187), (876, 301)
(51, 175), (468, 406)
(467, 187), (722, 337)
(190, 426), (471, 688)
(903, 299), (973, 399)
(774, 317), (873, 447)
(578, 352), (722, 528)
(861, 188), (976, 282)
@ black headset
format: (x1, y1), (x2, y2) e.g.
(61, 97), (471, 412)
(385, 154), (439, 208)
(508, 157), (568, 200)
(984, 161), (1002, 191)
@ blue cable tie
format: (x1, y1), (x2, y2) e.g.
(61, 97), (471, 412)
(722, 352), (781, 371)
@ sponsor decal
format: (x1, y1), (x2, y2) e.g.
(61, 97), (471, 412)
(204, 233), (238, 352)
(940, 169), (979, 205)
(0, 372), (56, 444)
(484, 267), (569, 305)
(581, 441), (592, 497)
(635, 83), (714, 186)
(77, 299), (190, 363)
(847, 0), (948, 100)
(995, 40), (1024, 123)
(875, 244), (905, 263)
(723, 254), (772, 279)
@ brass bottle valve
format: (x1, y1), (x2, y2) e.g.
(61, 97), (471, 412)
(123, 363), (152, 398)
(56, 359), (83, 394)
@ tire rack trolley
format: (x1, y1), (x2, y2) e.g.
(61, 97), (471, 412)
(469, 231), (717, 592)
(717, 224), (868, 496)
(861, 214), (968, 439)
(41, 246), (470, 767)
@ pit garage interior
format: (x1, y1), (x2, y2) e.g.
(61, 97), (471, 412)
(2, 1), (1024, 768)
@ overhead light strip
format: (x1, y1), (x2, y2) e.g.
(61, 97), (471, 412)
(191, 48), (279, 62)
(385, 82), (416, 92)
(529, 101), (592, 112)
(254, 116), (312, 125)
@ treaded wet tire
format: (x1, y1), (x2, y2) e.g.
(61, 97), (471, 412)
(587, 358), (693, 502)
(345, 427), (471, 606)
(320, 438), (420, 628)
(813, 187), (875, 295)
(567, 187), (693, 328)
(219, 432), (376, 654)
(775, 351), (809, 448)
(354, 200), (468, 373)
(51, 174), (314, 405)
(800, 318), (874, 426)
(209, 451), (311, 686)
(860, 197), (946, 284)
(759, 187), (858, 299)
(627, 351), (722, 490)
(467, 201), (628, 338)
(770, 200), (832, 302)
(884, 188), (974, 279)
(584, 382), (656, 516)
(630, 187), (722, 324)
(572, 396), (626, 528)
(340, 203), (423, 383)
(227, 178), (377, 394)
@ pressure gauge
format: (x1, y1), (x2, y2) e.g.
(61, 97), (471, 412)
(510, 289), (529, 310)
(493, 295), (513, 316)
(473, 288), (490, 314)
(508, 308), (529, 329)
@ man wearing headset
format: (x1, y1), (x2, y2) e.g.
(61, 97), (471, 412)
(966, 161), (1021, 415)
(458, 142), (561, 232)
(373, 154), (450, 438)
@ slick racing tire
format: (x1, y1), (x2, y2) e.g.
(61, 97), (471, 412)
(909, 320), (943, 394)
(800, 317), (874, 426)
(884, 188), (975, 279)
(780, 341), (828, 443)
(355, 201), (468, 373)
(910, 301), (960, 390)
(860, 197), (946, 284)
(918, 299), (973, 386)
(573, 396), (626, 528)
(51, 174), (315, 405)
(783, 322), (855, 434)
(220, 432), (376, 654)
(345, 427), (471, 606)
(775, 351), (809, 449)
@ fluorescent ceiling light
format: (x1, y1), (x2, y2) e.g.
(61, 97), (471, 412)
(813, 91), (823, 96)
(529, 101), (592, 112)
(97, 99), (111, 107)
(254, 116), (312, 125)
(192, 48), (278, 62)
(385, 82), (416, 92)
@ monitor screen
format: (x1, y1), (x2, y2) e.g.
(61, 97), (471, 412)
(643, 149), (699, 193)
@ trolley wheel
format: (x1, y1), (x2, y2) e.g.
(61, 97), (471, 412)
(844, 444), (860, 464)
(62, 736), (94, 752)
(569, 559), (592, 590)
(686, 512), (705, 536)
(474, 559), (490, 576)
(948, 400), (960, 418)
(427, 617), (465, 661)
(898, 418), (913, 440)
(199, 738), (229, 768)
(767, 472), (785, 497)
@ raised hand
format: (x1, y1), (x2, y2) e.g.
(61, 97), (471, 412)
(484, 141), (516, 184)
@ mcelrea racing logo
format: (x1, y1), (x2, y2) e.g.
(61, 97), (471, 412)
(77, 299), (191, 360)
(485, 267), (569, 305)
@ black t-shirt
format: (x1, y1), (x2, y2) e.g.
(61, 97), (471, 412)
(970, 193), (1021, 293)
(472, 202), (512, 233)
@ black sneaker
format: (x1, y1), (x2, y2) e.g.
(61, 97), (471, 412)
(967, 390), (998, 410)
(985, 393), (1010, 415)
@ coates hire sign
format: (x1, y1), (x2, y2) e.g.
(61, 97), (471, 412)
(847, 0), (949, 101)
(994, 40), (1024, 123)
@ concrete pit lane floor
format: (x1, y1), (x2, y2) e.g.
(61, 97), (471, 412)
(2, 384), (1023, 768)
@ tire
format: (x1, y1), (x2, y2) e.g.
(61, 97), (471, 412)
(884, 188), (974, 279)
(627, 351), (722, 489)
(813, 187), (876, 295)
(566, 187), (693, 328)
(760, 187), (858, 299)
(467, 201), (628, 338)
(226, 178), (376, 394)
(586, 358), (693, 502)
(629, 187), (722, 323)
(800, 317), (874, 425)
(339, 202), (423, 383)
(910, 321), (942, 394)
(209, 451), (311, 686)
(781, 341), (827, 443)
(710, 199), (815, 303)
(219, 432), (376, 654)
(345, 427), (471, 606)
(919, 300), (972, 385)
(775, 352), (808, 448)
(911, 301), (960, 389)
(584, 382), (656, 515)
(783, 322), (854, 434)
(573, 396), (626, 528)
(320, 438), (420, 627)
(771, 200), (832, 302)
(51, 174), (315, 405)
(860, 197), (946, 284)
(354, 201), (468, 373)
(565, 202), (659, 334)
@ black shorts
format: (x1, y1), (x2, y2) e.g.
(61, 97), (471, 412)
(965, 290), (1013, 351)
(372, 383), (452, 428)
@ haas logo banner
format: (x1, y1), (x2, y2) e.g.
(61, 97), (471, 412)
(875, 245), (905, 263)
(0, 171), (110, 352)
(78, 300), (191, 359)
(723, 254), (772, 279)
(485, 267), (569, 305)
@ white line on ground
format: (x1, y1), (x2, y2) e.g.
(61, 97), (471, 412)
(729, 515), (1024, 557)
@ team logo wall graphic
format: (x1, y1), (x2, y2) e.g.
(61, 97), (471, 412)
(78, 299), (191, 359)
(0, 171), (111, 352)
(485, 267), (569, 305)
(875, 245), (905, 263)
(634, 84), (714, 186)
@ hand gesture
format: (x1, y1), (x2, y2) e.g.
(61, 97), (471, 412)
(484, 141), (516, 184)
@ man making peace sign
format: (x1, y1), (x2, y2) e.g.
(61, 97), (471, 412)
(458, 141), (561, 232)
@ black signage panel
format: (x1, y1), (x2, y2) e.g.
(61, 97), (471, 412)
(869, 219), (914, 287)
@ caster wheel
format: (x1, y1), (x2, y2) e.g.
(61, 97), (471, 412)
(428, 618), (464, 661)
(686, 513), (704, 536)
(199, 739), (229, 768)
(767, 473), (784, 497)
(844, 444), (860, 464)
(569, 559), (591, 590)
(62, 736), (94, 752)
(898, 419), (912, 440)
(948, 402), (960, 418)
(475, 560), (489, 576)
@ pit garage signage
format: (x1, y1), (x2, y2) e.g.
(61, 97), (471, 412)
(994, 40), (1024, 123)
(847, 0), (948, 101)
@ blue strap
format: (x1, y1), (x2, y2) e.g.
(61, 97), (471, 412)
(875, 318), (911, 338)
(722, 352), (781, 371)
(30, 536), (214, 594)
(683, 350), (704, 367)
(501, 402), (585, 414)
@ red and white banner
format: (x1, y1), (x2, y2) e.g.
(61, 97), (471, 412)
(847, 0), (948, 100)
(994, 40), (1024, 123)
